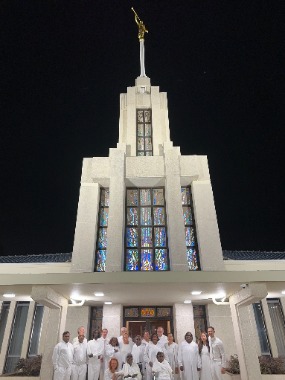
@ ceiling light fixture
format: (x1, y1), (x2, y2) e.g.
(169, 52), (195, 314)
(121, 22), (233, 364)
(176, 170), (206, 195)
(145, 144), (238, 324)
(104, 301), (112, 305)
(282, 290), (285, 295)
(191, 291), (202, 295)
(3, 293), (15, 298)
(94, 292), (104, 297)
(184, 300), (192, 304)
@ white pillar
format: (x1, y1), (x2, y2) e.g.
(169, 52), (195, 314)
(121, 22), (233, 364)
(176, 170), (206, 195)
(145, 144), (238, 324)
(106, 148), (126, 272)
(164, 143), (189, 271)
(31, 286), (68, 380)
(191, 180), (224, 271)
(173, 303), (194, 344)
(71, 182), (100, 272)
(229, 283), (267, 380)
(102, 304), (122, 338)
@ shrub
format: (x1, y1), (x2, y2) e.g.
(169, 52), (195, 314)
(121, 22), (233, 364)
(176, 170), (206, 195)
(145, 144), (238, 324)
(15, 355), (42, 376)
(259, 355), (285, 374)
(226, 355), (240, 374)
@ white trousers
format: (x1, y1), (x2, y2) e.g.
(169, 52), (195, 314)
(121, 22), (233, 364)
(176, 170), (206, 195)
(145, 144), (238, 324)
(54, 366), (72, 380)
(71, 363), (87, 380)
(89, 361), (101, 380)
(210, 361), (222, 380)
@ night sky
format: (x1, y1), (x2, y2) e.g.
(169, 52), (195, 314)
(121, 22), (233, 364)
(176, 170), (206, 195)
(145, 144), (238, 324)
(1, 0), (284, 256)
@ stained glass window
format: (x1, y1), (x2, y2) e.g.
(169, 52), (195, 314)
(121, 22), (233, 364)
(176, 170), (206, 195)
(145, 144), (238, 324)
(181, 187), (200, 270)
(136, 109), (153, 156)
(125, 188), (169, 271)
(95, 188), (109, 272)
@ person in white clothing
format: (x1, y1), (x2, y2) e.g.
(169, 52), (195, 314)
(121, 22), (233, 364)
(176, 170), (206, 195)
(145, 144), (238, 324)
(157, 327), (168, 349)
(152, 352), (172, 380)
(165, 333), (179, 380)
(72, 331), (88, 380)
(207, 327), (226, 380)
(144, 333), (168, 380)
(104, 357), (124, 380)
(131, 335), (145, 375)
(118, 327), (132, 348)
(87, 329), (104, 380)
(52, 331), (74, 380)
(73, 326), (87, 344)
(120, 332), (134, 364)
(98, 328), (110, 380)
(122, 353), (142, 380)
(198, 332), (212, 380)
(141, 331), (150, 346)
(106, 337), (123, 370)
(178, 332), (201, 380)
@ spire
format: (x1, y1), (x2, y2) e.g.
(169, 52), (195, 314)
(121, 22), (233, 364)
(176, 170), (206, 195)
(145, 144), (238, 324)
(131, 8), (148, 77)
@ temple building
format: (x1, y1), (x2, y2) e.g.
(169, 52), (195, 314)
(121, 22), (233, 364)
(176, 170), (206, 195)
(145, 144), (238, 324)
(0, 16), (285, 380)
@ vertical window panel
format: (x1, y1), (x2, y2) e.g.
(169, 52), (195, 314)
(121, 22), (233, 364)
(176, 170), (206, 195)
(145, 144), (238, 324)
(267, 299), (285, 356)
(0, 302), (10, 352)
(136, 109), (153, 156)
(28, 304), (44, 357)
(253, 302), (271, 355)
(125, 188), (169, 271)
(95, 188), (109, 272)
(181, 187), (200, 270)
(127, 189), (138, 206)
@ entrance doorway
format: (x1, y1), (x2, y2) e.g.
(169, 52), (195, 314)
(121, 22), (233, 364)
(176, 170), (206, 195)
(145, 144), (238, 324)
(124, 306), (173, 340)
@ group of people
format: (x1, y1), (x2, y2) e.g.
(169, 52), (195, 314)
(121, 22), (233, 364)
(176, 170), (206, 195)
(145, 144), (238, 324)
(52, 325), (226, 380)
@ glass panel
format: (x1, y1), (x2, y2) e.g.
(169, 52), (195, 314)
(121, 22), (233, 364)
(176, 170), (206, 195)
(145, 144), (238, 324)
(126, 227), (138, 247)
(96, 250), (106, 271)
(141, 227), (152, 247)
(100, 189), (109, 206)
(28, 304), (44, 357)
(183, 206), (193, 225)
(140, 207), (152, 225)
(138, 152), (144, 156)
(267, 300), (285, 356)
(153, 207), (165, 225)
(98, 228), (107, 248)
(138, 137), (144, 151)
(185, 227), (195, 247)
(137, 124), (144, 136)
(137, 110), (144, 122)
(155, 249), (168, 270)
(125, 308), (139, 317)
(99, 208), (109, 227)
(181, 187), (190, 205)
(253, 303), (271, 355)
(144, 110), (151, 122)
(145, 138), (152, 151)
(0, 302), (10, 352)
(126, 249), (139, 271)
(145, 124), (151, 137)
(127, 207), (138, 226)
(154, 227), (166, 247)
(141, 249), (153, 271)
(153, 189), (164, 205)
(5, 302), (29, 374)
(127, 189), (138, 206)
(145, 151), (152, 156)
(140, 189), (151, 206)
(187, 248), (199, 270)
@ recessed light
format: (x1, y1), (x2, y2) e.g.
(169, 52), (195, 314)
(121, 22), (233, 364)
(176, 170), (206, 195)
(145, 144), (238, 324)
(184, 300), (192, 304)
(191, 291), (202, 295)
(104, 301), (112, 305)
(282, 290), (285, 295)
(3, 293), (15, 298)
(215, 292), (226, 299)
(94, 292), (104, 297)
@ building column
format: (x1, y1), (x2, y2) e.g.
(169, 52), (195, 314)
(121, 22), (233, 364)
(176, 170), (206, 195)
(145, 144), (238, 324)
(71, 181), (101, 272)
(105, 147), (126, 272)
(173, 303), (194, 344)
(164, 143), (189, 271)
(229, 283), (268, 380)
(31, 286), (68, 380)
(102, 304), (122, 338)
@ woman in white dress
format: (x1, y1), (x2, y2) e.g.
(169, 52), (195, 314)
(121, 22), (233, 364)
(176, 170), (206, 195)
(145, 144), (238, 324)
(106, 337), (123, 370)
(104, 358), (123, 380)
(198, 332), (212, 380)
(165, 333), (179, 380)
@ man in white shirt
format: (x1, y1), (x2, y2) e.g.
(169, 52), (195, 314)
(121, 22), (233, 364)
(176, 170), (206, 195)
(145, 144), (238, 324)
(98, 328), (109, 380)
(87, 329), (104, 380)
(72, 331), (88, 380)
(157, 327), (168, 349)
(52, 331), (74, 380)
(208, 326), (226, 380)
(118, 326), (132, 347)
(73, 326), (87, 344)
(132, 335), (145, 376)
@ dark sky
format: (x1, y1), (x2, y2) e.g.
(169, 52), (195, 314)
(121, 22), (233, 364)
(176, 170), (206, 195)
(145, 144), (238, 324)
(1, 0), (284, 256)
